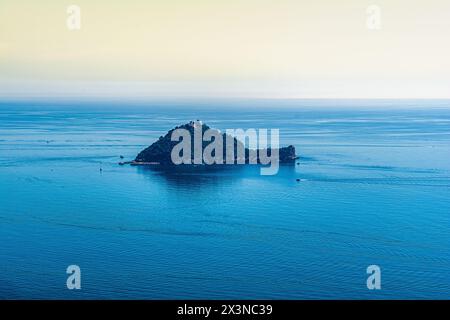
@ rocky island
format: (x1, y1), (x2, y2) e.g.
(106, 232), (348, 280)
(122, 121), (297, 167)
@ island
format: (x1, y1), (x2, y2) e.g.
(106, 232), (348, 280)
(121, 121), (298, 166)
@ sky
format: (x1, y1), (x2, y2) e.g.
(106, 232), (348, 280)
(1, 0), (450, 100)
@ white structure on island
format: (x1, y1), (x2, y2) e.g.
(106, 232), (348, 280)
(189, 120), (203, 128)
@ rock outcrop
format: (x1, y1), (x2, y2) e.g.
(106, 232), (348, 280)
(132, 121), (298, 165)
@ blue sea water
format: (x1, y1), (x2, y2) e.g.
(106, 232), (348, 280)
(0, 100), (449, 299)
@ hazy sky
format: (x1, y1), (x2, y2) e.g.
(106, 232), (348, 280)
(1, 0), (450, 99)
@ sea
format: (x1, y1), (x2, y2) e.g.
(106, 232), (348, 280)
(0, 99), (449, 299)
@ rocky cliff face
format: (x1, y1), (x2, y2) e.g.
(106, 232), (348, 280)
(134, 121), (297, 165)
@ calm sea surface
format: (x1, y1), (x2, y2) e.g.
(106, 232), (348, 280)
(0, 100), (449, 299)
